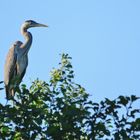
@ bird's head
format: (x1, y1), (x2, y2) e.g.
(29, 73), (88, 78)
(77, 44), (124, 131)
(22, 20), (48, 29)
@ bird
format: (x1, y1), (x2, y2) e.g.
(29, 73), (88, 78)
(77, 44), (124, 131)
(4, 20), (48, 100)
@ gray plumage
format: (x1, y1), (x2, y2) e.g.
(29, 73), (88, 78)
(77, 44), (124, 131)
(4, 20), (48, 99)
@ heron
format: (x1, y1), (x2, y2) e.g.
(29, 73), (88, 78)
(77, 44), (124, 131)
(4, 20), (48, 100)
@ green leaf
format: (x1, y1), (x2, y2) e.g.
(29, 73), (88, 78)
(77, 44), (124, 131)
(1, 126), (10, 133)
(118, 96), (129, 106)
(131, 95), (140, 102)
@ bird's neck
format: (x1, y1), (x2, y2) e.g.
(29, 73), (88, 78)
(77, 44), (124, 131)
(20, 26), (33, 54)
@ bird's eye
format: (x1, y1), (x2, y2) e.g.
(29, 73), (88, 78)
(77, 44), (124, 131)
(29, 21), (32, 24)
(25, 20), (37, 25)
(25, 20), (33, 24)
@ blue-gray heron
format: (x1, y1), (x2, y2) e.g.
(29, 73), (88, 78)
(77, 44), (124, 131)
(4, 20), (48, 99)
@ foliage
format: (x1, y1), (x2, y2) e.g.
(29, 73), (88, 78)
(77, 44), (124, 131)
(0, 54), (140, 140)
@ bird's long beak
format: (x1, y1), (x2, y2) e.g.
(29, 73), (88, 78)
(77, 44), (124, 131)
(35, 23), (48, 27)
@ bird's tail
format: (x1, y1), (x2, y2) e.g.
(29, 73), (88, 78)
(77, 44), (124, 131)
(5, 86), (15, 100)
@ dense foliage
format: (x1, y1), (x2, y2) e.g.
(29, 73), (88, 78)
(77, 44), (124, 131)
(0, 54), (140, 140)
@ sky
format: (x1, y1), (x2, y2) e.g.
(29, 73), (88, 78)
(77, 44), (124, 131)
(0, 0), (140, 105)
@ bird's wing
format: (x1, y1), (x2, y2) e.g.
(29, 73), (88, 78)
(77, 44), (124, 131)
(4, 44), (17, 86)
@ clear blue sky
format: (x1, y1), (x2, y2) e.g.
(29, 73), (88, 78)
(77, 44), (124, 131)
(0, 1), (140, 105)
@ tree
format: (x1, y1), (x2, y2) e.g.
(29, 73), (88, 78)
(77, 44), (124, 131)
(0, 54), (140, 140)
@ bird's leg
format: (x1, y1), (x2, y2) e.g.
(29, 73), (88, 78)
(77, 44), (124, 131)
(5, 99), (9, 106)
(11, 89), (15, 97)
